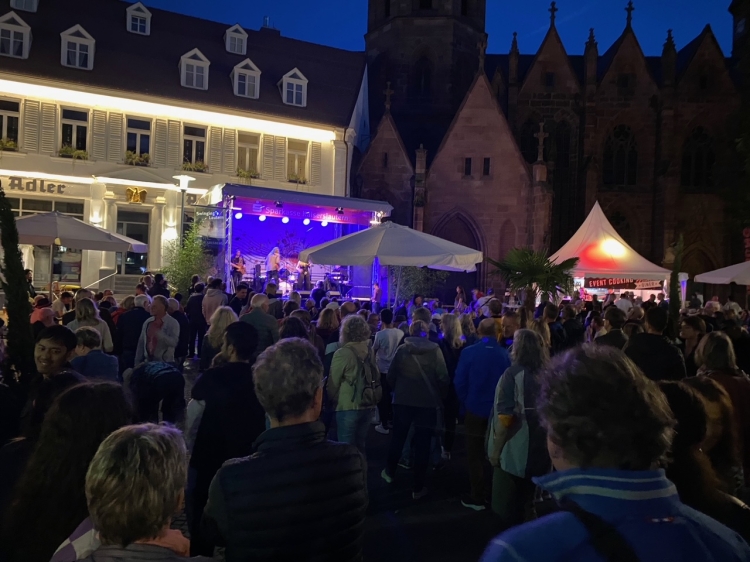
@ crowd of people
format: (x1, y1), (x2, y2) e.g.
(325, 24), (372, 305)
(4, 273), (750, 561)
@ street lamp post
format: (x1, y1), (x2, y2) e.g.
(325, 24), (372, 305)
(172, 175), (195, 243)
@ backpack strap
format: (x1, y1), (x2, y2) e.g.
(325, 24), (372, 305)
(560, 500), (641, 562)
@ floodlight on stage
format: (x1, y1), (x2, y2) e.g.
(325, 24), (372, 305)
(336, 207), (344, 215)
(234, 212), (243, 220)
(282, 216), (290, 224)
(321, 221), (328, 227)
(275, 201), (283, 208)
(259, 215), (267, 222)
(303, 218), (310, 225)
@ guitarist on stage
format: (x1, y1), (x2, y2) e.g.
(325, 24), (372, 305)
(266, 246), (281, 286)
(230, 250), (246, 288)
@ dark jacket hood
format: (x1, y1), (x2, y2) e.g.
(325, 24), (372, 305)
(403, 336), (439, 355)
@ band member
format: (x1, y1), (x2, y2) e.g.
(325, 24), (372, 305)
(296, 259), (311, 291)
(372, 282), (382, 312)
(266, 246), (281, 285)
(230, 250), (245, 288)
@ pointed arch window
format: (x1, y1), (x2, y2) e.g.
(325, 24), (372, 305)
(411, 55), (432, 102)
(603, 125), (637, 187)
(681, 127), (715, 193)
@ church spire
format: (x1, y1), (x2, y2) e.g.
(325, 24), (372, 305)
(383, 81), (394, 113)
(586, 28), (596, 50)
(511, 31), (519, 54)
(509, 32), (519, 85)
(625, 1), (635, 29)
(549, 1), (558, 28)
(477, 37), (487, 74)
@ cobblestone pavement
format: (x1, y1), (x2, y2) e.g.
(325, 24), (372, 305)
(173, 358), (505, 562)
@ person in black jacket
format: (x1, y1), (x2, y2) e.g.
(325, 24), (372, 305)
(188, 322), (265, 555)
(116, 294), (152, 374)
(561, 305), (585, 349)
(201, 338), (367, 561)
(168, 298), (190, 368)
(185, 284), (207, 358)
(148, 273), (171, 298)
(543, 303), (567, 356)
(624, 306), (686, 381)
(595, 306), (629, 350)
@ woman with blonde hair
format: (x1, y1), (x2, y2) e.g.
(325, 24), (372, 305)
(67, 298), (113, 353)
(439, 313), (465, 459)
(459, 313), (477, 347)
(199, 306), (238, 371)
(111, 295), (134, 325)
(527, 319), (551, 350)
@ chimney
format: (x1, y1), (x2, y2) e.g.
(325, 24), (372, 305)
(260, 16), (280, 35)
(262, 16), (271, 28)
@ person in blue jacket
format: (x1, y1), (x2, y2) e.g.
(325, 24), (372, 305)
(480, 345), (750, 562)
(454, 318), (511, 511)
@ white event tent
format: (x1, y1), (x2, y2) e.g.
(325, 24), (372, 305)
(550, 202), (687, 281)
(695, 262), (750, 285)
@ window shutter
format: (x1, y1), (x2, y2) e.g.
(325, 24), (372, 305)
(153, 119), (168, 168)
(107, 112), (123, 162)
(22, 99), (39, 153)
(310, 142), (322, 186)
(274, 136), (286, 181)
(40, 102), (57, 155)
(91, 110), (107, 161)
(222, 129), (236, 174)
(261, 134), (274, 180)
(209, 126), (222, 173)
(167, 120), (180, 167)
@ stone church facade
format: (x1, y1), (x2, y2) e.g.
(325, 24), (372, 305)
(355, 0), (749, 291)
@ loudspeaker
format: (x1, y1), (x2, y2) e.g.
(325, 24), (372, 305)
(327, 291), (341, 298)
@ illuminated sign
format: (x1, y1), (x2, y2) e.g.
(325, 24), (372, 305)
(585, 278), (664, 290)
(8, 176), (66, 194)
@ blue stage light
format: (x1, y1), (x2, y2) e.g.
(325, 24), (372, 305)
(321, 221), (328, 227)
(282, 216), (290, 224)
(234, 212), (243, 220)
(259, 215), (266, 222)
(303, 218), (310, 225)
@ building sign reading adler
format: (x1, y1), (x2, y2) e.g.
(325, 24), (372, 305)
(8, 176), (67, 194)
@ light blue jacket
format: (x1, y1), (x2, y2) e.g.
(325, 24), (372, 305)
(135, 314), (180, 365)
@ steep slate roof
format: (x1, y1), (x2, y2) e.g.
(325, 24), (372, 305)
(0, 0), (366, 128)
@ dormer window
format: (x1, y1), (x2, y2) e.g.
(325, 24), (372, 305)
(225, 24), (247, 55)
(126, 2), (152, 36)
(180, 48), (210, 90)
(10, 0), (37, 13)
(0, 12), (31, 59)
(279, 68), (308, 107)
(232, 58), (260, 99)
(60, 25), (95, 70)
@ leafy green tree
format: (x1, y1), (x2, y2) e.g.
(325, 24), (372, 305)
(488, 248), (578, 317)
(388, 266), (449, 306)
(0, 186), (34, 388)
(162, 221), (212, 297)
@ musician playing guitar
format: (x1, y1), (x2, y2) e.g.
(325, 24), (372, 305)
(230, 250), (246, 287)
(296, 259), (311, 291)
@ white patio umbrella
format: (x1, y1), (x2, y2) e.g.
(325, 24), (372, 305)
(14, 211), (148, 299)
(695, 261), (750, 285)
(298, 221), (483, 306)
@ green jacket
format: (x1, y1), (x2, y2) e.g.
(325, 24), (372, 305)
(327, 341), (376, 411)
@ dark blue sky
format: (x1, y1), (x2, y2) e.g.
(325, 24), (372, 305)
(142, 0), (734, 57)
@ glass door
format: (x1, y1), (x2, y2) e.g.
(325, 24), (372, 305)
(116, 210), (150, 275)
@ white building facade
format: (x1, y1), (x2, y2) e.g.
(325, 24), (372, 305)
(0, 0), (369, 291)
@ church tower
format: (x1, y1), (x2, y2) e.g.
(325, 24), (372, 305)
(730, 0), (749, 61)
(365, 0), (487, 124)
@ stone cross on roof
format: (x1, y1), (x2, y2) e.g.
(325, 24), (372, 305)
(477, 37), (487, 71)
(549, 1), (558, 27)
(625, 1), (635, 28)
(535, 122), (548, 162)
(383, 81), (394, 112)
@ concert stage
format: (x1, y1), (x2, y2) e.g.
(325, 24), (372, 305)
(198, 184), (393, 297)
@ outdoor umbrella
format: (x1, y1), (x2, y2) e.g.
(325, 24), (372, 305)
(14, 211), (148, 299)
(298, 221), (483, 305)
(695, 262), (750, 285)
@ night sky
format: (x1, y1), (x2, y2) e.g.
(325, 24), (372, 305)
(140, 0), (734, 57)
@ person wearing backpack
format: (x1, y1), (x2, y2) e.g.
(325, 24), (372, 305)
(327, 314), (382, 455)
(381, 320), (449, 500)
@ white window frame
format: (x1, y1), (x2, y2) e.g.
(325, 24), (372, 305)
(237, 132), (259, 173)
(279, 68), (308, 107)
(60, 25), (95, 70)
(126, 2), (152, 36)
(0, 12), (31, 59)
(224, 24), (248, 55)
(183, 124), (206, 164)
(10, 0), (37, 13)
(126, 117), (151, 156)
(0, 98), (20, 144)
(61, 107), (89, 152)
(180, 48), (210, 91)
(287, 139), (308, 180)
(232, 59), (261, 99)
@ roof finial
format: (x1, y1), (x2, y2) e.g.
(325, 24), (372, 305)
(534, 122), (549, 162)
(549, 1), (558, 27)
(477, 37), (487, 71)
(511, 31), (518, 53)
(665, 29), (675, 48)
(625, 1), (635, 28)
(587, 28), (595, 44)
(383, 81), (394, 112)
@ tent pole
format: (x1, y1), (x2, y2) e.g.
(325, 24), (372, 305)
(48, 244), (54, 302)
(394, 266), (402, 311)
(387, 265), (390, 310)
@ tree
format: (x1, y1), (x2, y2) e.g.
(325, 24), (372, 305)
(161, 221), (212, 296)
(488, 248), (578, 318)
(388, 266), (449, 306)
(0, 186), (34, 388)
(667, 234), (684, 340)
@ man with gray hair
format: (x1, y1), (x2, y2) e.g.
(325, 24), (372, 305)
(240, 293), (279, 358)
(116, 293), (152, 374)
(201, 338), (367, 560)
(78, 423), (212, 561)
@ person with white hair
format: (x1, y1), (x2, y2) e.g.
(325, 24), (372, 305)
(135, 295), (180, 366)
(116, 294), (152, 374)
